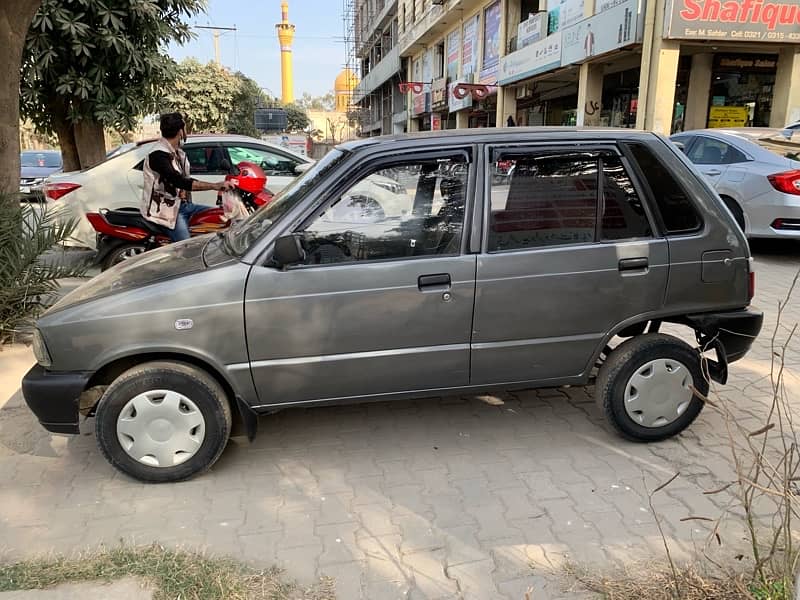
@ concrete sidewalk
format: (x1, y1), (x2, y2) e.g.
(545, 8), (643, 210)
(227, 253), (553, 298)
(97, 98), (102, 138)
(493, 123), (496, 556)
(0, 579), (151, 600)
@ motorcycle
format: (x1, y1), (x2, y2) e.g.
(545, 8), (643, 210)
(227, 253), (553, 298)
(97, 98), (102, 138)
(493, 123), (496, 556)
(87, 161), (272, 271)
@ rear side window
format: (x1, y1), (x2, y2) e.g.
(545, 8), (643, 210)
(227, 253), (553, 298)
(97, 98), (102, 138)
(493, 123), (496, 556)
(626, 142), (702, 234)
(602, 154), (652, 240)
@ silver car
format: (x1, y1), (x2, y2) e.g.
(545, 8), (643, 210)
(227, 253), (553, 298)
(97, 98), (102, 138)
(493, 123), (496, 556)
(671, 128), (800, 238)
(23, 129), (763, 482)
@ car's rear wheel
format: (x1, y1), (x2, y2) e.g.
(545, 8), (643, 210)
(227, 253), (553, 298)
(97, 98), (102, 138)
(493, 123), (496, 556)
(101, 242), (148, 271)
(95, 361), (232, 482)
(596, 334), (708, 442)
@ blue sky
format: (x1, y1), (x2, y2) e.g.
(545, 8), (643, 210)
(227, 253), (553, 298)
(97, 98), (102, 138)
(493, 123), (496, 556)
(168, 0), (347, 99)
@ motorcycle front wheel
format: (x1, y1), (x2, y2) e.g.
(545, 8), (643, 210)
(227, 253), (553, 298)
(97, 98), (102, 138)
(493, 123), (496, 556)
(101, 242), (148, 271)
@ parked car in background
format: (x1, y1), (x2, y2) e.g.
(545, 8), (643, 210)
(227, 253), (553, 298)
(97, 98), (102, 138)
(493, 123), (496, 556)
(671, 128), (800, 238)
(23, 128), (762, 482)
(44, 134), (311, 249)
(20, 150), (62, 196)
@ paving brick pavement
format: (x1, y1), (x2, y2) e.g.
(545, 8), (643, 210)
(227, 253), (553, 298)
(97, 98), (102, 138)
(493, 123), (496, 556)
(1, 241), (798, 599)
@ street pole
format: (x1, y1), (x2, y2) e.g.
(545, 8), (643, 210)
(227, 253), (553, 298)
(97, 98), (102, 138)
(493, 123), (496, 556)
(195, 25), (237, 67)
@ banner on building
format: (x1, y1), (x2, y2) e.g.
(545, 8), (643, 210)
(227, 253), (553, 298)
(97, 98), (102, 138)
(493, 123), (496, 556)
(498, 31), (563, 85)
(463, 14), (480, 76)
(519, 12), (547, 48)
(664, 0), (800, 42)
(447, 28), (461, 81)
(561, 0), (639, 65)
(547, 0), (585, 34)
(432, 77), (448, 110)
(448, 80), (474, 112)
(708, 105), (750, 127)
(483, 1), (502, 69)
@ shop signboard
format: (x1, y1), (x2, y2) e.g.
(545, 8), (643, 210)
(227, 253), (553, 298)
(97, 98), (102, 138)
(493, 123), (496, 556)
(547, 0), (585, 34)
(412, 91), (429, 116)
(664, 0), (800, 42)
(463, 15), (480, 77)
(498, 31), (563, 86)
(448, 80), (474, 112)
(432, 113), (443, 130)
(708, 105), (749, 127)
(519, 12), (547, 47)
(447, 28), (461, 81)
(561, 0), (639, 65)
(431, 77), (448, 110)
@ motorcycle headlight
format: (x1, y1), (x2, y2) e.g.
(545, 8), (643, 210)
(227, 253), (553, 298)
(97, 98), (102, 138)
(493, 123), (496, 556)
(32, 328), (52, 368)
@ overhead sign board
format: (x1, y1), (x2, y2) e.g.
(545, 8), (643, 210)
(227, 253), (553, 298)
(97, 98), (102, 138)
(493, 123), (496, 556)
(498, 31), (563, 86)
(664, 0), (800, 42)
(561, 0), (640, 65)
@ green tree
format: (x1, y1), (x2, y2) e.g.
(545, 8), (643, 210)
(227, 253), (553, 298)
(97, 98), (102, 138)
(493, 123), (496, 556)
(284, 104), (311, 133)
(0, 0), (42, 196)
(164, 58), (240, 133)
(226, 73), (268, 138)
(20, 0), (203, 172)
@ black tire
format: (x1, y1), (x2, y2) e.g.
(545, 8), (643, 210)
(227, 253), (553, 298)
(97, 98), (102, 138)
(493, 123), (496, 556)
(95, 361), (232, 482)
(720, 195), (746, 232)
(596, 334), (708, 442)
(101, 242), (148, 271)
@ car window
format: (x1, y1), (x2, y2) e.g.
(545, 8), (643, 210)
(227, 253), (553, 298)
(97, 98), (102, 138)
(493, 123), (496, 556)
(227, 145), (300, 176)
(488, 152), (599, 252)
(21, 152), (61, 168)
(184, 145), (227, 174)
(602, 154), (652, 240)
(626, 142), (702, 234)
(687, 136), (747, 164)
(298, 157), (468, 265)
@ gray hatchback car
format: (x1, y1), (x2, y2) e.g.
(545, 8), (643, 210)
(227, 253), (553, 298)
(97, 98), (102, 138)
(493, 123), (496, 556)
(23, 128), (763, 482)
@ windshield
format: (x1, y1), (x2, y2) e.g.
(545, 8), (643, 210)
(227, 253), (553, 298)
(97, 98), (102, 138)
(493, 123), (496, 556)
(21, 152), (61, 168)
(225, 149), (347, 256)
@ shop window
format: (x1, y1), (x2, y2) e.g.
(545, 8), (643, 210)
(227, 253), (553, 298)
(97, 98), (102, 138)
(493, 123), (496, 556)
(299, 157), (468, 265)
(626, 143), (701, 234)
(687, 136), (747, 165)
(488, 153), (598, 252)
(601, 154), (652, 240)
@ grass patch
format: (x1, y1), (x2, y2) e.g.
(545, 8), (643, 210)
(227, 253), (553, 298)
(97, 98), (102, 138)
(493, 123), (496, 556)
(0, 544), (335, 600)
(567, 562), (792, 600)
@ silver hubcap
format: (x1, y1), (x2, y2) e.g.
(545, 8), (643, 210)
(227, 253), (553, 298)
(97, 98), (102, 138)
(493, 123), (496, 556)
(116, 390), (206, 468)
(624, 359), (694, 428)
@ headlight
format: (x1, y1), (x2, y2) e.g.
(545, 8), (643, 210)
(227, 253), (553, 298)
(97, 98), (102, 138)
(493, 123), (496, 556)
(32, 329), (52, 367)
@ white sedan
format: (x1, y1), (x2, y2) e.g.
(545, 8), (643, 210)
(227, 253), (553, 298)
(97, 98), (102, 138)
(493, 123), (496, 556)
(45, 134), (311, 249)
(671, 128), (800, 239)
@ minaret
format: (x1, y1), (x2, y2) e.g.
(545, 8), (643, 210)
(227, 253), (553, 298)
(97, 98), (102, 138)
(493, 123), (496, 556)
(276, 1), (296, 104)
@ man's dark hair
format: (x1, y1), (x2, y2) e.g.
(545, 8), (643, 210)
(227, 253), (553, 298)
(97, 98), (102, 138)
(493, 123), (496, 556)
(160, 112), (186, 138)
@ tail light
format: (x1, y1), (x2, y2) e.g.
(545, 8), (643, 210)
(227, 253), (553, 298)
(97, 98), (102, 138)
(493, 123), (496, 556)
(767, 170), (800, 195)
(45, 182), (81, 200)
(748, 258), (755, 302)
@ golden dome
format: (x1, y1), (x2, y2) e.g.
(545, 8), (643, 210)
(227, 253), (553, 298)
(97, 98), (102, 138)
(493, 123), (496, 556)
(334, 68), (359, 92)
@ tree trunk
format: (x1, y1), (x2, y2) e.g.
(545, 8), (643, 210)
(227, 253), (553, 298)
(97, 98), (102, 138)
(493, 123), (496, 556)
(53, 121), (80, 173)
(74, 119), (107, 169)
(0, 0), (42, 198)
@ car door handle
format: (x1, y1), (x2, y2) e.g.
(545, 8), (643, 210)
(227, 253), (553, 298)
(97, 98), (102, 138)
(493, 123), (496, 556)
(704, 169), (722, 176)
(619, 258), (649, 272)
(418, 273), (451, 291)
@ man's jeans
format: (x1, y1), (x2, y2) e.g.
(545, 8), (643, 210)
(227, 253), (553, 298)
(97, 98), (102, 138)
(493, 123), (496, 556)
(168, 202), (210, 242)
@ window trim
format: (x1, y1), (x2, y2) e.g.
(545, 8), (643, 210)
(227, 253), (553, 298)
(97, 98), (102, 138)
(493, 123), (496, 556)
(482, 144), (656, 255)
(620, 141), (705, 237)
(279, 147), (475, 270)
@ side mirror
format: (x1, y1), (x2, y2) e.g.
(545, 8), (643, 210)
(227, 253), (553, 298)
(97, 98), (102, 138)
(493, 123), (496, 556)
(273, 233), (307, 267)
(294, 163), (313, 175)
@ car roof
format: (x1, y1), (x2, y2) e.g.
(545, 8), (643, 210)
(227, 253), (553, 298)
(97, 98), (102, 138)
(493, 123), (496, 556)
(338, 126), (661, 153)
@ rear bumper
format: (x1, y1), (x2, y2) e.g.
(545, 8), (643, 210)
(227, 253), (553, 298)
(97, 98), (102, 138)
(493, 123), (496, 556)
(686, 307), (764, 364)
(21, 365), (91, 434)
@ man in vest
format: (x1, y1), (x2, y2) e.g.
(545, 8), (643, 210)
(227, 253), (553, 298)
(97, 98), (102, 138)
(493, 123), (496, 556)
(141, 113), (232, 241)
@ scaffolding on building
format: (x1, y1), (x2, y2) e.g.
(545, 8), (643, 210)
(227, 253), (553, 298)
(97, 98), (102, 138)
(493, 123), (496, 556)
(342, 0), (367, 132)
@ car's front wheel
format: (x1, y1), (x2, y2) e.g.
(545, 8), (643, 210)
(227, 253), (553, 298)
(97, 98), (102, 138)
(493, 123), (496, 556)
(596, 334), (708, 442)
(94, 361), (232, 482)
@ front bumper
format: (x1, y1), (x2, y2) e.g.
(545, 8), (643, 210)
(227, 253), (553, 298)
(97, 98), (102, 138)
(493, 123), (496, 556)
(21, 365), (91, 434)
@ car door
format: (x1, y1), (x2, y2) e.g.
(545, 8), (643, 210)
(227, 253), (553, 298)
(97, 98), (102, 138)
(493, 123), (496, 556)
(183, 142), (227, 205)
(685, 135), (733, 186)
(471, 145), (669, 385)
(243, 149), (477, 407)
(225, 143), (304, 193)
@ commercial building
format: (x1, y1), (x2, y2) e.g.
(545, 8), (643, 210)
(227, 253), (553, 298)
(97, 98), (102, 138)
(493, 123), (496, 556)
(387, 0), (800, 135)
(352, 0), (408, 135)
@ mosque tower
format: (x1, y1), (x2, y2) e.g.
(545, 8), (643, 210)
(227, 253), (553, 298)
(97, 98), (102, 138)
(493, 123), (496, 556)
(275, 1), (296, 104)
